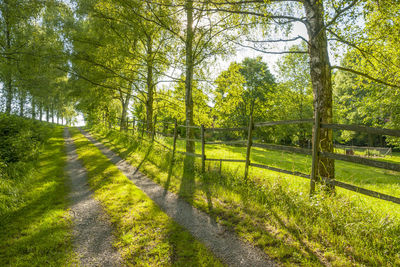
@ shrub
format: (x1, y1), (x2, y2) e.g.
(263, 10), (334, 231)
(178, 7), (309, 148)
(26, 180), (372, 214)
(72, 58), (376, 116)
(0, 114), (53, 179)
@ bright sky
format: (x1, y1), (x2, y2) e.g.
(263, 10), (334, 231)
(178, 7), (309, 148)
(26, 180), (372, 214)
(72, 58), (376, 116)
(217, 22), (309, 76)
(75, 113), (85, 126)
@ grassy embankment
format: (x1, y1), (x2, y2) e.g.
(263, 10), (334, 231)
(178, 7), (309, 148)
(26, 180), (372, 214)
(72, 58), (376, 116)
(69, 128), (223, 266)
(0, 116), (75, 266)
(90, 127), (400, 266)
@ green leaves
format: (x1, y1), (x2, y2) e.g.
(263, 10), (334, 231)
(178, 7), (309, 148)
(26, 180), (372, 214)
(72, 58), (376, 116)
(0, 0), (73, 119)
(213, 57), (277, 131)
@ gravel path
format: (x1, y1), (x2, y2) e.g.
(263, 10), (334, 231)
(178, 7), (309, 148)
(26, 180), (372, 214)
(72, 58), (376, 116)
(64, 128), (122, 266)
(80, 129), (276, 267)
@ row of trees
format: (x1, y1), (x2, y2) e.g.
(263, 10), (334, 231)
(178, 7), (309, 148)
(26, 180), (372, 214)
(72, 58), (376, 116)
(1, 0), (399, 184)
(0, 0), (76, 124)
(67, 1), (315, 157)
(69, 0), (400, 182)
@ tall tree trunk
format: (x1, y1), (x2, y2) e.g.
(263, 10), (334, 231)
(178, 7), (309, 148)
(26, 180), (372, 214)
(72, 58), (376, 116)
(46, 107), (49, 122)
(51, 104), (54, 123)
(120, 94), (131, 131)
(106, 108), (111, 129)
(4, 2), (13, 114)
(180, 0), (196, 201)
(39, 102), (43, 121)
(304, 0), (335, 190)
(31, 96), (36, 119)
(145, 35), (154, 132)
(5, 79), (12, 114)
(19, 99), (23, 117)
(185, 0), (195, 154)
(19, 90), (26, 117)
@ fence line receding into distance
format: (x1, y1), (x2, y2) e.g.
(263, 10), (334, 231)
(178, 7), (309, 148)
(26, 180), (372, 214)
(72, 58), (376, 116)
(115, 116), (400, 205)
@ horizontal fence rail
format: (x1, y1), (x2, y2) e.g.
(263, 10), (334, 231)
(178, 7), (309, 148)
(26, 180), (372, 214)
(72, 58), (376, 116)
(255, 119), (313, 127)
(205, 140), (247, 145)
(320, 151), (400, 172)
(335, 144), (390, 150)
(205, 127), (247, 132)
(177, 137), (202, 142)
(323, 179), (400, 205)
(250, 163), (311, 179)
(253, 143), (312, 156)
(117, 115), (400, 205)
(250, 161), (400, 204)
(176, 151), (202, 157)
(153, 139), (172, 151)
(154, 131), (174, 137)
(205, 158), (246, 163)
(178, 124), (201, 129)
(321, 123), (400, 137)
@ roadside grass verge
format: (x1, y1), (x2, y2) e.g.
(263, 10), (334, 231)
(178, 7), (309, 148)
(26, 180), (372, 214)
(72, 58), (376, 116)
(0, 126), (75, 266)
(69, 128), (223, 266)
(90, 128), (400, 266)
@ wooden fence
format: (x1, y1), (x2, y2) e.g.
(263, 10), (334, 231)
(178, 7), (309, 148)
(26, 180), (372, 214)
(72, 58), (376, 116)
(121, 116), (400, 205)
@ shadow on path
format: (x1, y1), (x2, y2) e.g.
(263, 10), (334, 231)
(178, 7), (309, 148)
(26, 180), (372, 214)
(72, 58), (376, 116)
(80, 128), (276, 267)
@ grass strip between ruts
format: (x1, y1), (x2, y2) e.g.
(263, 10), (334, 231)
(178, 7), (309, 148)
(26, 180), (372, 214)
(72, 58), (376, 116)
(69, 128), (223, 266)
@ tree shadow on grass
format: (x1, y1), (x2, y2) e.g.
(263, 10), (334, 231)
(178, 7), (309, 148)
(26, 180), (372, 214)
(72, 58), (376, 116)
(117, 195), (220, 266)
(269, 208), (327, 266)
(200, 165), (326, 265)
(133, 144), (153, 176)
(0, 131), (74, 265)
(239, 193), (326, 265)
(163, 152), (175, 196)
(0, 174), (73, 266)
(119, 143), (139, 159)
(178, 156), (196, 204)
(203, 183), (214, 212)
(0, 217), (73, 266)
(200, 163), (215, 212)
(87, 163), (121, 192)
(89, 131), (321, 263)
(162, 219), (222, 266)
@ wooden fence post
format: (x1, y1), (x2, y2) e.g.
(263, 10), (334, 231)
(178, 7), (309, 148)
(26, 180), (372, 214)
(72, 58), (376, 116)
(172, 119), (178, 158)
(244, 114), (254, 181)
(201, 124), (206, 173)
(310, 109), (321, 195)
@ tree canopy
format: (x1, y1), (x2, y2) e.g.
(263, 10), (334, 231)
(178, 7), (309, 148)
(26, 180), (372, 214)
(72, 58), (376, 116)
(1, 0), (400, 172)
